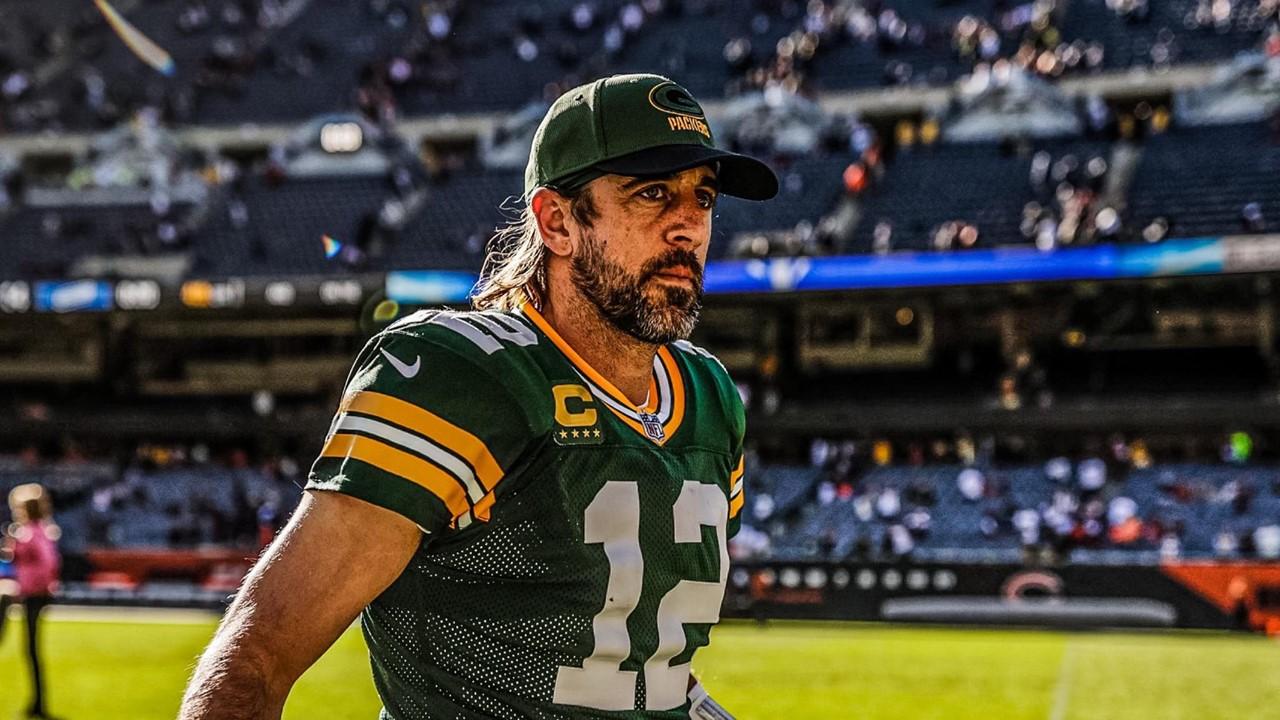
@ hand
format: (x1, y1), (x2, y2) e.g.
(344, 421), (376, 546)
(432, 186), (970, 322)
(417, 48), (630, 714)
(687, 680), (736, 720)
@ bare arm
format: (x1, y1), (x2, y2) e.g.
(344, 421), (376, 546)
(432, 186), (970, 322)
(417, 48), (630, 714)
(179, 490), (421, 720)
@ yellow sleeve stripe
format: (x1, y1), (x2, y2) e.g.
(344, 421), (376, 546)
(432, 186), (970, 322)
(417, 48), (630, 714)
(729, 455), (745, 484)
(342, 390), (505, 492)
(321, 433), (470, 519)
(729, 489), (745, 519)
(473, 490), (497, 523)
(729, 456), (745, 500)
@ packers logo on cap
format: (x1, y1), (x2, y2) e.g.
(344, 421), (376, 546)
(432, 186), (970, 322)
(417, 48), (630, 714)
(648, 81), (705, 118)
(649, 81), (710, 139)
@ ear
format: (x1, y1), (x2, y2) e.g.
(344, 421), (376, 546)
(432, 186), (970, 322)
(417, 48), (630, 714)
(532, 188), (573, 258)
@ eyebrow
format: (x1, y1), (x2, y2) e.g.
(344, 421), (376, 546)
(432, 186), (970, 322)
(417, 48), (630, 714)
(617, 174), (721, 192)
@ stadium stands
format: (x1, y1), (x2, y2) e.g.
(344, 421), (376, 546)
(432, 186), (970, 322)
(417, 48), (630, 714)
(741, 458), (1280, 563)
(847, 139), (1107, 252)
(1126, 121), (1280, 238)
(0, 200), (198, 278)
(3, 116), (1278, 278)
(1060, 0), (1270, 70)
(10, 447), (1276, 568)
(197, 173), (395, 276)
(0, 452), (300, 553)
(2, 0), (1275, 130)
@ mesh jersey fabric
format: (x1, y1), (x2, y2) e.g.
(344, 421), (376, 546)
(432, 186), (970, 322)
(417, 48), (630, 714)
(307, 306), (746, 719)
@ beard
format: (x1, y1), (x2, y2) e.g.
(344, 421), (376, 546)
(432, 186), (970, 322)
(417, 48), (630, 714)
(570, 228), (704, 344)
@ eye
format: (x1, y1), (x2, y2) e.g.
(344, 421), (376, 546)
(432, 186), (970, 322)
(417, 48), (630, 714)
(696, 189), (718, 209)
(637, 185), (669, 201)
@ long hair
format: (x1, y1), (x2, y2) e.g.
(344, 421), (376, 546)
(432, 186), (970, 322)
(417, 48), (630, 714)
(8, 483), (50, 523)
(471, 186), (598, 312)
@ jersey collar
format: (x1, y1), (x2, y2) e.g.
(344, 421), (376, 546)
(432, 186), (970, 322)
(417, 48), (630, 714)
(522, 303), (686, 446)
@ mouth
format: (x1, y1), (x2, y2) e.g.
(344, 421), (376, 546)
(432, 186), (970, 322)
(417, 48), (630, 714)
(651, 267), (697, 283)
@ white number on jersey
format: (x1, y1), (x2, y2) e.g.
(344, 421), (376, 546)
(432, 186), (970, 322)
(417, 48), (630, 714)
(428, 311), (538, 354)
(553, 481), (728, 711)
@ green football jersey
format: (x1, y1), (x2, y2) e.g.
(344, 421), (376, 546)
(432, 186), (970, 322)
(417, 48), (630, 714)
(306, 304), (746, 720)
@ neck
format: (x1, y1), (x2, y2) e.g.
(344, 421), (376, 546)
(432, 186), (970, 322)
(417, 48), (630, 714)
(540, 276), (658, 407)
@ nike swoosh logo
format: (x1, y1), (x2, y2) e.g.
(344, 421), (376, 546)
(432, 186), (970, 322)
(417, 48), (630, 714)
(380, 348), (421, 378)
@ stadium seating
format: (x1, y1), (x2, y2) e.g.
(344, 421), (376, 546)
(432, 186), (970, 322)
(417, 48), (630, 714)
(742, 460), (1280, 563)
(1127, 121), (1280, 238)
(1060, 0), (1269, 70)
(4, 448), (1276, 566)
(848, 138), (1111, 252)
(196, 174), (395, 276)
(713, 154), (853, 256)
(0, 201), (198, 279)
(387, 169), (523, 270)
(2, 0), (1274, 130)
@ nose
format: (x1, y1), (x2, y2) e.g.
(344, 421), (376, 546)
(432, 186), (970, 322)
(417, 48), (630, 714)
(663, 191), (711, 249)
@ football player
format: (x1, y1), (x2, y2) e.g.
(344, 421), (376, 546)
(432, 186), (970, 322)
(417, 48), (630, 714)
(180, 73), (777, 719)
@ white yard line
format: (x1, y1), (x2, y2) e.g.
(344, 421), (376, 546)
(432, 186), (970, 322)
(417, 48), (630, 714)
(1047, 642), (1075, 720)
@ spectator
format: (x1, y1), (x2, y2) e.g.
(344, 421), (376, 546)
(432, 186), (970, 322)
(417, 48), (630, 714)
(1078, 457), (1107, 495)
(957, 467), (985, 502)
(1107, 495), (1138, 527)
(0, 484), (61, 720)
(1214, 529), (1239, 557)
(817, 479), (837, 506)
(1013, 507), (1041, 548)
(903, 506), (932, 538)
(752, 492), (776, 523)
(875, 486), (901, 519)
(1255, 525), (1280, 559)
(1242, 202), (1265, 233)
(887, 523), (914, 558)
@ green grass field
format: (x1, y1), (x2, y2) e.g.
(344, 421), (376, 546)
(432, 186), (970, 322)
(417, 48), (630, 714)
(1, 608), (1277, 719)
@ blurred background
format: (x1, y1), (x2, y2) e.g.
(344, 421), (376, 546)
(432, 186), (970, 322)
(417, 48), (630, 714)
(0, 0), (1279, 717)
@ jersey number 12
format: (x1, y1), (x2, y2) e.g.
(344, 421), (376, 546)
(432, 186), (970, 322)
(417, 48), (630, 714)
(553, 481), (728, 711)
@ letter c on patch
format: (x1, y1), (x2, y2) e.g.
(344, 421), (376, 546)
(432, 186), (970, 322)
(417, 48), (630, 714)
(553, 384), (597, 427)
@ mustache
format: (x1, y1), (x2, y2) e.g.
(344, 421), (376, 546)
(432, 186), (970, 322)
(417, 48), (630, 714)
(640, 250), (704, 285)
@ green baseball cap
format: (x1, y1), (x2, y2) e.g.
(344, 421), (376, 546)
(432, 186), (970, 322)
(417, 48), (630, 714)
(525, 73), (778, 201)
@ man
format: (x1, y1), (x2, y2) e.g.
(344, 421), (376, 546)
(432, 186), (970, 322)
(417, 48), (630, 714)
(179, 73), (777, 719)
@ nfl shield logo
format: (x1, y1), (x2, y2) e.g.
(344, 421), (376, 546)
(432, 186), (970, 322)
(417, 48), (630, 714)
(639, 412), (665, 442)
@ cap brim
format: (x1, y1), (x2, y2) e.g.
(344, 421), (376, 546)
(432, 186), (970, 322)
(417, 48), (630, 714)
(594, 145), (779, 201)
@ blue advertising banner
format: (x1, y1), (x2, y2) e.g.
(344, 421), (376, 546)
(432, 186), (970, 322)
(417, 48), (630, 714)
(385, 270), (478, 304)
(34, 280), (113, 312)
(702, 236), (1255, 294)
(379, 235), (1280, 302)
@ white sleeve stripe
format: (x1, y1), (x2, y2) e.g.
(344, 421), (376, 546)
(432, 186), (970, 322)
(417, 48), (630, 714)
(336, 414), (485, 503)
(731, 478), (743, 497)
(428, 314), (503, 353)
(471, 312), (539, 347)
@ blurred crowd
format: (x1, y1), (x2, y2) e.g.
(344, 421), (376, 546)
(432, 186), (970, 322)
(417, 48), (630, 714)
(1, 0), (1276, 133)
(0, 0), (1278, 274)
(1, 442), (303, 551)
(5, 428), (1280, 569)
(733, 432), (1280, 564)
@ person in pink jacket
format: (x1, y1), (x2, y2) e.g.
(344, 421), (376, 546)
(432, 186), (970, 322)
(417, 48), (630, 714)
(0, 483), (61, 719)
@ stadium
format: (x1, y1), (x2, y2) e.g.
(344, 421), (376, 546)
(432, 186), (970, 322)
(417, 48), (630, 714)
(1, 0), (1279, 718)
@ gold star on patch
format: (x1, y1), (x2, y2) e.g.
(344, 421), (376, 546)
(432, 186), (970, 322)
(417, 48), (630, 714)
(571, 429), (580, 438)
(593, 429), (601, 438)
(558, 430), (568, 439)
